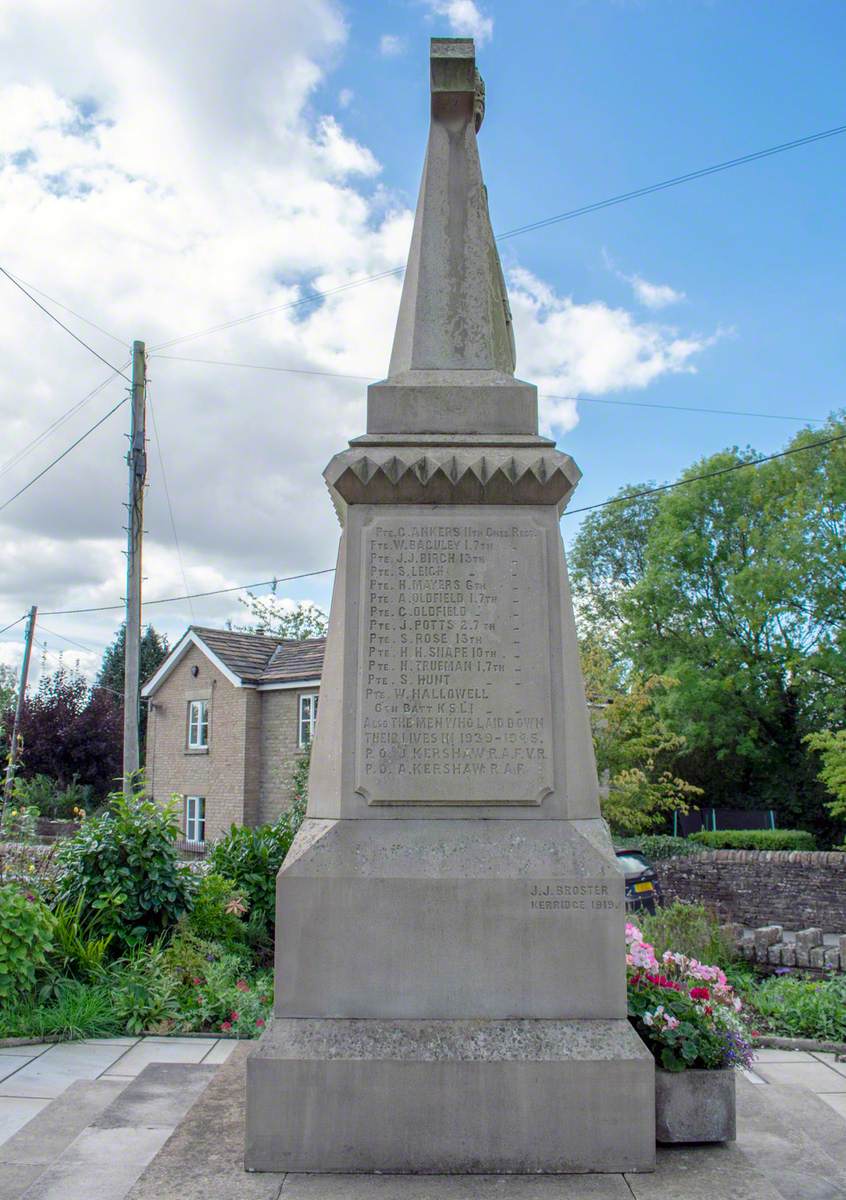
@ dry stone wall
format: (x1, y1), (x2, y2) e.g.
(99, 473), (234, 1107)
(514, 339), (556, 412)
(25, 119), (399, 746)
(657, 849), (846, 931)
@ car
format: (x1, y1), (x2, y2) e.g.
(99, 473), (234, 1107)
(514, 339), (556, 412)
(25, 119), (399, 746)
(615, 848), (662, 915)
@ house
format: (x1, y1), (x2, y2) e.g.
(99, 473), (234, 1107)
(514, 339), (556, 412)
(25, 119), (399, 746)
(142, 626), (325, 848)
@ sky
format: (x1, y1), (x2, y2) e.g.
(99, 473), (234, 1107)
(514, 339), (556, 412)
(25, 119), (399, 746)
(0, 0), (843, 684)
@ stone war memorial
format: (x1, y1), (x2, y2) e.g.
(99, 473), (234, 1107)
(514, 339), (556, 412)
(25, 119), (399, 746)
(246, 37), (655, 1175)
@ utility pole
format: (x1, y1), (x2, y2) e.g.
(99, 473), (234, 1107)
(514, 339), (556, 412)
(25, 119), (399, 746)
(2, 604), (37, 815)
(123, 340), (147, 787)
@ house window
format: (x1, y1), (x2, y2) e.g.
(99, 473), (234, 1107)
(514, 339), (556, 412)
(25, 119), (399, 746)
(187, 699), (209, 749)
(298, 693), (319, 748)
(185, 795), (206, 844)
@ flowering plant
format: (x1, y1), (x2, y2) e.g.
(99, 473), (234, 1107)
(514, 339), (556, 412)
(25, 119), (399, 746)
(626, 922), (754, 1073)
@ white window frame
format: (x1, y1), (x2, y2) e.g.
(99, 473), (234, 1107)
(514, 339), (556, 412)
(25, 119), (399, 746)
(187, 699), (209, 749)
(298, 692), (319, 749)
(184, 795), (206, 845)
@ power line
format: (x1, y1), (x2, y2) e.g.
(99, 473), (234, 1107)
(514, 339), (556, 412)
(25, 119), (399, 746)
(153, 353), (822, 425)
(0, 369), (128, 482)
(147, 387), (195, 621)
(0, 615), (27, 637)
(0, 269), (126, 347)
(34, 430), (845, 618)
(150, 122), (846, 352)
(0, 392), (129, 515)
(38, 624), (103, 654)
(1, 267), (131, 381)
(41, 568), (337, 616)
(563, 431), (846, 517)
(495, 123), (846, 242)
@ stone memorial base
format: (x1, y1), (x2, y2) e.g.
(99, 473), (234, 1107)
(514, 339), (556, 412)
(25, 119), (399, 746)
(245, 1017), (654, 1174)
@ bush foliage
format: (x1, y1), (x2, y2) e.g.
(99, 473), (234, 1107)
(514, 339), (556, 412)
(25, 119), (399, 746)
(689, 829), (817, 852)
(55, 780), (193, 946)
(0, 883), (54, 1002)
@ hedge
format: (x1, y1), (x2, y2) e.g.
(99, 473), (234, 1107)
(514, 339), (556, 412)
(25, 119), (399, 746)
(688, 829), (817, 852)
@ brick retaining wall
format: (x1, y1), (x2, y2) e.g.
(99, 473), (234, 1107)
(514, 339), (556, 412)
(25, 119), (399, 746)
(656, 850), (846, 930)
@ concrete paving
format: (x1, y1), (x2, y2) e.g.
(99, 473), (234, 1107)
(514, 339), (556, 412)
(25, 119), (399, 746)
(0, 1038), (844, 1199)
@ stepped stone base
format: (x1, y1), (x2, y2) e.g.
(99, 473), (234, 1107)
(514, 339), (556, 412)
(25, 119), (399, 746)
(245, 1018), (655, 1174)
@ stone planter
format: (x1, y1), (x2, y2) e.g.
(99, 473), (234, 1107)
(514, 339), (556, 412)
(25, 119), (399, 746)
(655, 1067), (736, 1143)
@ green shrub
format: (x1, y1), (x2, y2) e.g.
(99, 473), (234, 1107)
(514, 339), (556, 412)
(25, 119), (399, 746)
(1, 803), (40, 842)
(55, 780), (193, 947)
(110, 942), (182, 1035)
(689, 829), (817, 851)
(0, 883), (54, 1001)
(184, 873), (248, 946)
(11, 773), (94, 819)
(749, 974), (846, 1041)
(638, 900), (735, 967)
(0, 978), (122, 1040)
(617, 835), (703, 862)
(48, 897), (114, 979)
(209, 796), (305, 930)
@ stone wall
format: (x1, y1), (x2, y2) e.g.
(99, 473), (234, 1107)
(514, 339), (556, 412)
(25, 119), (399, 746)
(657, 850), (846, 930)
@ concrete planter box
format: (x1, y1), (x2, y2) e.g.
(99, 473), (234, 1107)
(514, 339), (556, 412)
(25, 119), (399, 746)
(655, 1067), (736, 1143)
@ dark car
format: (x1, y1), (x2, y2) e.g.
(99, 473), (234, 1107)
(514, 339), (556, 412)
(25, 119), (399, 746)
(615, 848), (662, 915)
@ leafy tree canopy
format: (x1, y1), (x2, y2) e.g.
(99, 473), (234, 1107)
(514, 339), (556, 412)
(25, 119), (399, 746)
(570, 414), (846, 838)
(98, 624), (169, 697)
(233, 595), (327, 640)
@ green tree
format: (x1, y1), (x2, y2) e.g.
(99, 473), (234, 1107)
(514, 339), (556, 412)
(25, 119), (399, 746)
(233, 595), (327, 640)
(581, 642), (700, 835)
(805, 730), (846, 830)
(0, 664), (16, 763)
(570, 415), (846, 839)
(98, 625), (170, 697)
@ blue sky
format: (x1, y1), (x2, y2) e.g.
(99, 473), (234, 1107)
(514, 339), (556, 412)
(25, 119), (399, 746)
(329, 0), (845, 522)
(0, 0), (843, 674)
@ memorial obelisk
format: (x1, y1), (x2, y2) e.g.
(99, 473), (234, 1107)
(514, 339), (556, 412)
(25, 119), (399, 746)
(246, 37), (655, 1174)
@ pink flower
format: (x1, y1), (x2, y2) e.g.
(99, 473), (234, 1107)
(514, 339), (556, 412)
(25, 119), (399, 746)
(192, 977), (202, 986)
(236, 979), (249, 992)
(230, 1011), (239, 1022)
(256, 1018), (265, 1028)
(689, 987), (710, 1002)
(221, 1021), (232, 1032)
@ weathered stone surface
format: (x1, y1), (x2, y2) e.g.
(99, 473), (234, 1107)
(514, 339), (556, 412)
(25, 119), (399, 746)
(654, 1068), (736, 1144)
(767, 943), (783, 965)
(754, 925), (782, 957)
(809, 945), (827, 968)
(656, 855), (846, 931)
(840, 933), (846, 964)
(780, 942), (796, 967)
(795, 926), (825, 952)
(275, 819), (625, 1020)
(246, 35), (654, 1175)
(824, 945), (840, 969)
(246, 1018), (654, 1174)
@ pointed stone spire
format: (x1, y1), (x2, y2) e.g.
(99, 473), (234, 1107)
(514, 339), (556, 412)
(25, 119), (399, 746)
(367, 38), (538, 437)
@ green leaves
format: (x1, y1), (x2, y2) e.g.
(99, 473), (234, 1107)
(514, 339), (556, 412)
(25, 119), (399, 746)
(0, 884), (55, 1002)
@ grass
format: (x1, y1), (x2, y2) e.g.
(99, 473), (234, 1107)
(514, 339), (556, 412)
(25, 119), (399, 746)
(742, 973), (846, 1042)
(0, 979), (123, 1041)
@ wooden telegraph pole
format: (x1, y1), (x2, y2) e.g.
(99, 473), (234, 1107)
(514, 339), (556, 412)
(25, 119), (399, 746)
(123, 340), (147, 787)
(2, 604), (38, 815)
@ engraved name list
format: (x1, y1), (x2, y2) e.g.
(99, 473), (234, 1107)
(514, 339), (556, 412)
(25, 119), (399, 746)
(356, 511), (554, 805)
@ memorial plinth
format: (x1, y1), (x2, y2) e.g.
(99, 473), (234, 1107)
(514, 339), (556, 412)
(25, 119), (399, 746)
(246, 36), (655, 1174)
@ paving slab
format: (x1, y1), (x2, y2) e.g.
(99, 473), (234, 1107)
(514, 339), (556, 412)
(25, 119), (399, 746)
(0, 1161), (42, 1199)
(18, 1157), (157, 1200)
(626, 1140), (793, 1200)
(0, 1046), (53, 1059)
(752, 1047), (817, 1062)
(812, 1052), (846, 1077)
(734, 1078), (846, 1198)
(0, 1059), (33, 1085)
(0, 1078), (128, 1165)
(0, 1041), (129, 1098)
(280, 1176), (632, 1198)
(819, 1094), (846, 1119)
(756, 1060), (846, 1092)
(0, 1099), (50, 1146)
(93, 1062), (217, 1129)
(201, 1038), (239, 1064)
(125, 1044), (285, 1200)
(101, 1037), (216, 1077)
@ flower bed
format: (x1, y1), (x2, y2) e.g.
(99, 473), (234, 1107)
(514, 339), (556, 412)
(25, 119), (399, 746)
(626, 921), (753, 1072)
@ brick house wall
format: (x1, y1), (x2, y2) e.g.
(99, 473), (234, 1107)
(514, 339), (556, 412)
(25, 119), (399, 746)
(145, 642), (259, 843)
(259, 688), (316, 824)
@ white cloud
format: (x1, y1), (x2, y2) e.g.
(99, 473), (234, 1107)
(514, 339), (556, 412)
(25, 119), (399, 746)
(379, 34), (406, 57)
(424, 1), (493, 45)
(338, 87), (353, 108)
(628, 275), (685, 310)
(0, 3), (715, 674)
(508, 268), (715, 432)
